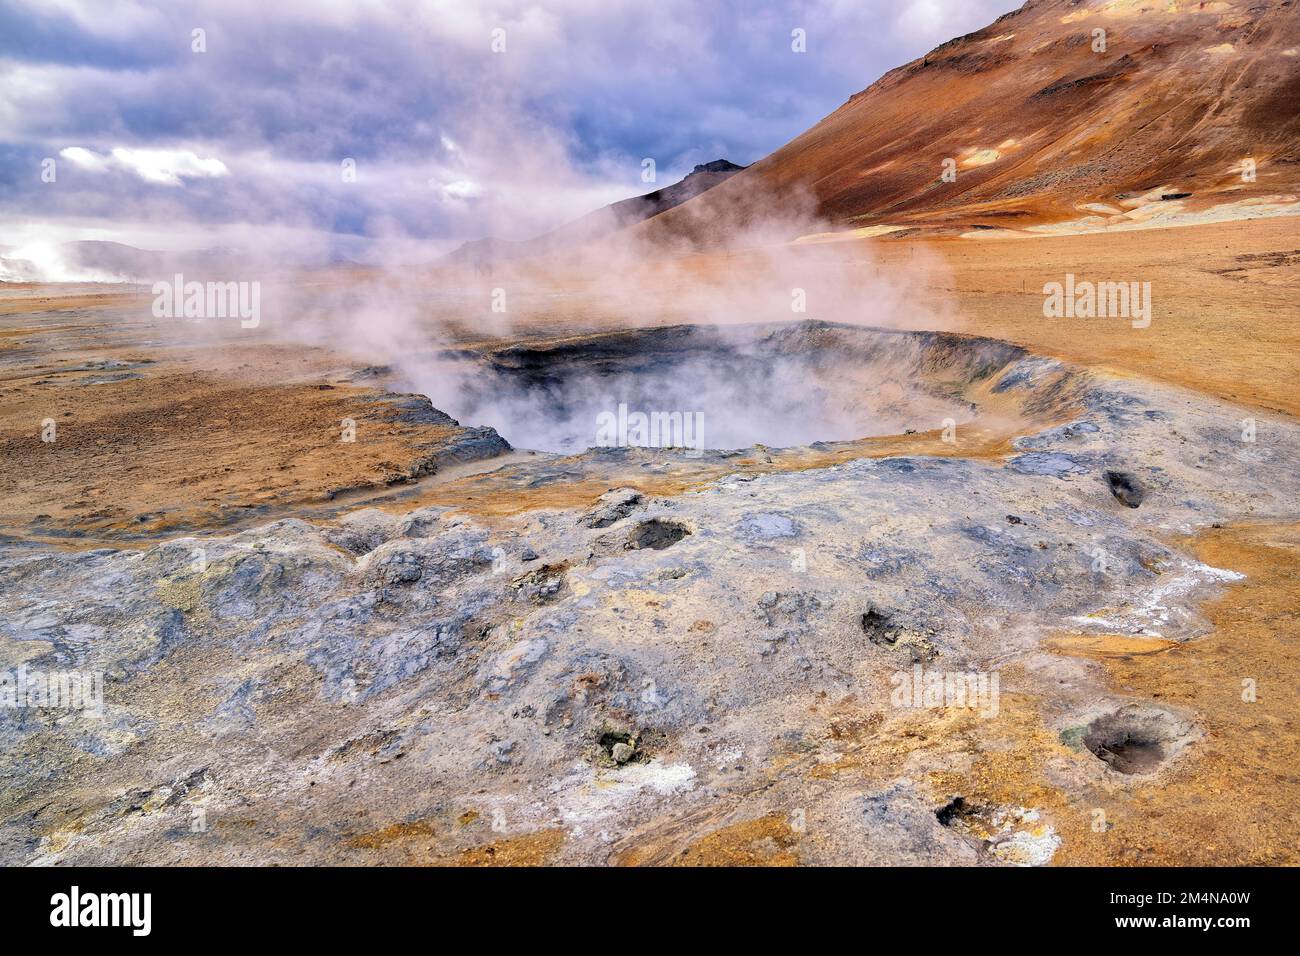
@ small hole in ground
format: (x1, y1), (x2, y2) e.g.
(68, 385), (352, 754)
(1085, 730), (1165, 774)
(936, 796), (978, 827)
(1081, 706), (1192, 775)
(627, 519), (690, 551)
(598, 730), (634, 750)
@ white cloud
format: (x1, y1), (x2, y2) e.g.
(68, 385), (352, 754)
(57, 146), (229, 186)
(58, 146), (110, 172)
(439, 178), (484, 200)
(14, 0), (164, 38)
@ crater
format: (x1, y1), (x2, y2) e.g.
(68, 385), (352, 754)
(1080, 705), (1197, 775)
(427, 321), (1040, 454)
(626, 518), (690, 551)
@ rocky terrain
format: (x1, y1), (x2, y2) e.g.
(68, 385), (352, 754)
(1, 0), (1297, 868)
(2, 316), (1297, 865)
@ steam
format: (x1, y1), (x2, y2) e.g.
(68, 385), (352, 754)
(235, 182), (961, 454)
(422, 325), (974, 454)
(0, 240), (137, 283)
(1, 0), (966, 454)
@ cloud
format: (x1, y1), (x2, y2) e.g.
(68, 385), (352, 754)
(57, 145), (228, 186)
(108, 147), (228, 185)
(439, 179), (484, 200)
(891, 0), (1007, 45)
(57, 145), (109, 172)
(1, 0), (1018, 252)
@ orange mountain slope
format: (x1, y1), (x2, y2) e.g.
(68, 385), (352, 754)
(630, 0), (1300, 246)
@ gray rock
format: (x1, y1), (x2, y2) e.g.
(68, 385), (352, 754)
(580, 488), (644, 528)
(737, 512), (802, 540)
(3, 340), (1300, 866)
(1008, 452), (1086, 477)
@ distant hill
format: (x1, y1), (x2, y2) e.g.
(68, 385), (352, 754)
(0, 241), (225, 283)
(443, 159), (745, 266)
(0, 240), (356, 283)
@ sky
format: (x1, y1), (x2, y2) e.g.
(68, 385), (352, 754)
(0, 0), (1013, 259)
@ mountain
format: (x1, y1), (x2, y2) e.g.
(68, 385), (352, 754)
(443, 159), (745, 265)
(440, 236), (528, 269)
(0, 241), (231, 284)
(0, 241), (358, 283)
(628, 0), (1300, 246)
(69, 241), (251, 279)
(549, 159), (746, 244)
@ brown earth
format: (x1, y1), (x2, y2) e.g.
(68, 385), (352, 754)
(2, 215), (1295, 540)
(0, 315), (482, 540)
(932, 520), (1300, 866)
(907, 215), (1300, 415)
(631, 0), (1300, 246)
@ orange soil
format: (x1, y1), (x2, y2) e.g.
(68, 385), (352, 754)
(1048, 521), (1300, 865)
(2, 217), (1294, 540)
(0, 337), (468, 538)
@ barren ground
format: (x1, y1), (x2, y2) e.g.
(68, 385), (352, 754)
(1, 215), (1296, 866)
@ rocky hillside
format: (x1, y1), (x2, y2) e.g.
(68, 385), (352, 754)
(630, 0), (1300, 244)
